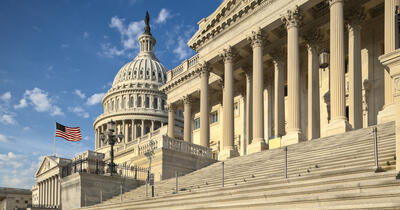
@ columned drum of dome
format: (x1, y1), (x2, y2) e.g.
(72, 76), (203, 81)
(93, 13), (168, 152)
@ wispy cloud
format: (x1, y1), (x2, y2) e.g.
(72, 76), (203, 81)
(68, 106), (89, 118)
(156, 9), (171, 24)
(61, 44), (70, 49)
(83, 31), (89, 39)
(0, 134), (14, 143)
(0, 114), (17, 125)
(0, 153), (41, 189)
(86, 93), (106, 106)
(74, 89), (86, 99)
(99, 16), (144, 58)
(0, 92), (11, 102)
(14, 88), (63, 116)
(165, 24), (195, 61)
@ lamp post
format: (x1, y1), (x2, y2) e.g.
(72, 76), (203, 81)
(99, 120), (124, 176)
(144, 139), (156, 198)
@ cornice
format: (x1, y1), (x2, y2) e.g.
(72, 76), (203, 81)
(160, 63), (202, 93)
(188, 0), (276, 51)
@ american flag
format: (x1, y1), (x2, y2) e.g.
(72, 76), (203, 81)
(55, 122), (82, 142)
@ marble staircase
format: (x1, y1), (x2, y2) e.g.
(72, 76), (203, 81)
(79, 122), (400, 209)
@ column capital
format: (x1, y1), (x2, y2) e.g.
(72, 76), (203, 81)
(281, 6), (302, 29)
(345, 7), (365, 30)
(199, 62), (210, 78)
(247, 28), (265, 49)
(182, 95), (192, 105)
(302, 29), (322, 49)
(220, 46), (236, 63)
(270, 48), (286, 64)
(165, 104), (176, 112)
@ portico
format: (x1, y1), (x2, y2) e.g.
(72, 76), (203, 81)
(160, 0), (395, 161)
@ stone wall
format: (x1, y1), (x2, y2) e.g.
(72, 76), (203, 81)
(61, 173), (140, 210)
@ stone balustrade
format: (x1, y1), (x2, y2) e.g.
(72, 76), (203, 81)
(167, 54), (200, 81)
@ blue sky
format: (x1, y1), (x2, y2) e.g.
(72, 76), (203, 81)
(0, 0), (221, 189)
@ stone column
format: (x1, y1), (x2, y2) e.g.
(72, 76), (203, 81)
(167, 104), (176, 138)
(183, 95), (192, 142)
(122, 120), (126, 143)
(347, 10), (364, 130)
(378, 0), (400, 124)
(141, 120), (145, 136)
(326, 0), (350, 135)
(304, 30), (321, 139)
(133, 121), (137, 139)
(281, 6), (303, 145)
(57, 176), (61, 206)
(151, 120), (154, 132)
(200, 63), (210, 147)
(51, 177), (54, 206)
(45, 179), (48, 206)
(271, 50), (285, 137)
(54, 176), (58, 207)
(245, 70), (252, 151)
(248, 29), (267, 153)
(39, 182), (42, 205)
(220, 47), (239, 159)
(131, 120), (134, 140)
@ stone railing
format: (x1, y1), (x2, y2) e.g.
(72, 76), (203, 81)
(167, 54), (200, 81)
(162, 136), (213, 159)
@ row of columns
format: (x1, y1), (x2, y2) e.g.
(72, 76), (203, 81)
(166, 0), (384, 158)
(95, 119), (164, 149)
(38, 175), (60, 207)
(105, 94), (165, 113)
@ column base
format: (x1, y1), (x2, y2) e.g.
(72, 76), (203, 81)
(281, 131), (303, 146)
(219, 147), (239, 160)
(377, 103), (397, 124)
(326, 118), (351, 136)
(247, 138), (268, 154)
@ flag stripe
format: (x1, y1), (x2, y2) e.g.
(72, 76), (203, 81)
(55, 122), (82, 142)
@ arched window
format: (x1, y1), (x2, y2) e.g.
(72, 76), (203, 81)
(137, 95), (142, 107)
(153, 97), (158, 109)
(129, 96), (134, 108)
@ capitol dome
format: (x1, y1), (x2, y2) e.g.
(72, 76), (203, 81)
(93, 12), (172, 151)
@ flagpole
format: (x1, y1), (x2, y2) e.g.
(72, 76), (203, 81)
(54, 121), (56, 157)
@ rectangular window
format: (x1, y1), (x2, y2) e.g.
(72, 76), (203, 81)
(194, 118), (200, 130)
(161, 99), (165, 110)
(210, 111), (218, 123)
(137, 95), (142, 107)
(145, 95), (150, 108)
(153, 97), (158, 109)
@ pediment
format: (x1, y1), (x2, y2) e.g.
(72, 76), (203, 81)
(35, 156), (58, 177)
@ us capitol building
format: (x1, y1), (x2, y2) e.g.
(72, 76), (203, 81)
(31, 0), (400, 209)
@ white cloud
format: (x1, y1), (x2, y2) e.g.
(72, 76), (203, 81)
(86, 93), (106, 106)
(74, 89), (86, 99)
(0, 134), (13, 142)
(83, 31), (89, 39)
(68, 106), (89, 118)
(14, 88), (63, 116)
(0, 153), (40, 189)
(100, 16), (145, 57)
(61, 44), (70, 48)
(14, 98), (27, 109)
(23, 126), (31, 131)
(0, 114), (17, 125)
(84, 136), (89, 141)
(0, 92), (11, 102)
(156, 9), (171, 24)
(173, 37), (192, 60)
